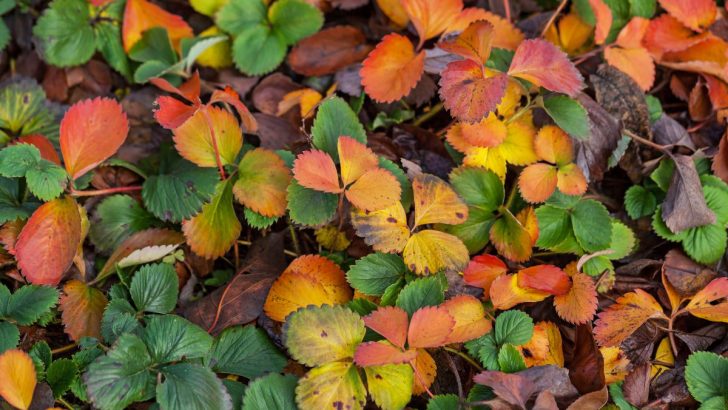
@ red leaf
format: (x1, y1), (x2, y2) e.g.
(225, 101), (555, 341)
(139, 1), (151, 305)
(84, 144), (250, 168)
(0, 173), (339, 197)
(463, 254), (508, 295)
(507, 39), (584, 96)
(122, 0), (193, 52)
(60, 98), (129, 180)
(15, 135), (60, 165)
(15, 197), (82, 285)
(363, 306), (409, 349)
(517, 265), (570, 295)
(353, 342), (416, 366)
(439, 59), (508, 122)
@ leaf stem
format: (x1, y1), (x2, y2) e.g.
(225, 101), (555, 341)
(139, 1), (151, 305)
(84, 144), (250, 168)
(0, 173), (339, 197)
(443, 346), (484, 371)
(413, 102), (444, 127)
(51, 343), (77, 355)
(540, 0), (568, 37)
(70, 185), (142, 197)
(201, 107), (228, 180)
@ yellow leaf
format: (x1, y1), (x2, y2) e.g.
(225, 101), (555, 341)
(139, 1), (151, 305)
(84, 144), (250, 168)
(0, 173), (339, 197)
(0, 349), (36, 410)
(315, 226), (351, 251)
(412, 174), (468, 227)
(182, 180), (241, 259)
(264, 255), (352, 322)
(496, 113), (538, 166)
(651, 337), (674, 378)
(403, 229), (469, 275)
(463, 147), (507, 179)
(296, 361), (367, 410)
(233, 148), (291, 217)
(594, 289), (668, 347)
(375, 0), (409, 27)
(364, 364), (413, 410)
(685, 277), (728, 323)
(442, 295), (492, 344)
(189, 0), (228, 16)
(195, 26), (232, 68)
(173, 107), (242, 168)
(412, 349), (436, 395)
(278, 88), (323, 117)
(601, 347), (630, 384)
(345, 168), (401, 212)
(351, 203), (410, 253)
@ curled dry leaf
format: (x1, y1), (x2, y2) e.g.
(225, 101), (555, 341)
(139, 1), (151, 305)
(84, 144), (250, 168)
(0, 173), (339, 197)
(288, 26), (372, 77)
(662, 154), (716, 233)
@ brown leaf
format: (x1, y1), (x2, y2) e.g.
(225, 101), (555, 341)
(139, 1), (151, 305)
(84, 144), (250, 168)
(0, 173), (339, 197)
(519, 366), (579, 400)
(573, 93), (622, 182)
(334, 64), (363, 96)
(565, 386), (608, 410)
(532, 391), (558, 410)
(330, 0), (368, 8)
(253, 113), (306, 150)
(663, 249), (716, 298)
(675, 323), (726, 352)
(252, 73), (303, 115)
(662, 154), (715, 233)
(652, 114), (695, 149)
(473, 371), (535, 409)
(688, 80), (712, 121)
(712, 129), (728, 183)
(288, 26), (372, 76)
(183, 232), (287, 334)
(568, 324), (605, 394)
(623, 363), (650, 407)
(59, 280), (108, 342)
(590, 64), (651, 138)
(98, 228), (184, 278)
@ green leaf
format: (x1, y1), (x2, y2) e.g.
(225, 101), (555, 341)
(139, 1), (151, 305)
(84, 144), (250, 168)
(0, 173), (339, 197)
(442, 207), (496, 254)
(0, 321), (19, 353)
(346, 253), (406, 296)
(100, 299), (139, 344)
(494, 310), (533, 346)
(182, 35), (227, 71)
(571, 199), (612, 252)
(84, 333), (156, 410)
(609, 382), (638, 410)
(686, 351), (728, 404)
(268, 0), (323, 45)
(486, 48), (514, 72)
(651, 206), (685, 242)
(427, 394), (461, 410)
(0, 177), (38, 223)
(607, 221), (636, 260)
(0, 20), (9, 53)
(628, 0), (655, 18)
(497, 343), (527, 373)
(25, 160), (68, 201)
(141, 315), (213, 363)
(645, 95), (663, 122)
(222, 379), (246, 410)
(231, 25), (287, 76)
(142, 146), (219, 223)
(128, 27), (177, 65)
(650, 157), (674, 192)
(46, 358), (78, 397)
(543, 96), (590, 140)
(624, 185), (656, 219)
(683, 223), (727, 265)
(286, 180), (338, 226)
(33, 0), (96, 67)
(0, 143), (41, 177)
(535, 204), (571, 249)
(95, 21), (131, 79)
(2, 285), (58, 325)
(216, 0), (267, 36)
(244, 207), (279, 229)
(450, 167), (504, 211)
(395, 274), (445, 316)
(134, 60), (176, 84)
(465, 333), (499, 370)
(0, 78), (60, 143)
(582, 255), (614, 276)
(242, 373), (298, 410)
(29, 341), (52, 378)
(89, 195), (156, 253)
(207, 325), (287, 379)
(157, 363), (232, 410)
(705, 185), (728, 226)
(129, 263), (179, 314)
(310, 97), (367, 162)
(364, 364), (413, 410)
(379, 157), (412, 210)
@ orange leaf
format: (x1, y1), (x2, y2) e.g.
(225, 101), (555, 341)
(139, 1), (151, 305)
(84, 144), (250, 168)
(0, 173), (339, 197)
(705, 74), (728, 110)
(519, 321), (564, 367)
(338, 136), (379, 186)
(15, 197), (81, 285)
(589, 0), (612, 45)
(489, 210), (534, 262)
(644, 14), (710, 55)
(350, 204), (410, 253)
(534, 125), (574, 165)
(447, 8), (524, 50)
(353, 342), (417, 366)
(594, 289), (668, 347)
(438, 20), (494, 65)
(518, 163), (558, 203)
(122, 0), (193, 52)
(151, 71), (201, 103)
(209, 87), (258, 133)
(401, 0), (462, 45)
(684, 277), (728, 322)
(554, 272), (598, 324)
(407, 306), (455, 348)
(0, 349), (36, 410)
(442, 295), (492, 344)
(375, 0), (409, 27)
(154, 96), (198, 130)
(460, 113), (507, 148)
(515, 206), (539, 245)
(346, 168), (401, 212)
(293, 149), (341, 193)
(517, 265), (570, 295)
(16, 135), (60, 165)
(234, 148), (291, 217)
(615, 17), (649, 49)
(60, 280), (108, 342)
(439, 60), (508, 122)
(490, 274), (550, 310)
(601, 347), (630, 384)
(463, 254), (508, 296)
(364, 306), (409, 349)
(263, 255), (352, 322)
(556, 163), (588, 196)
(60, 98), (129, 180)
(173, 107), (243, 168)
(604, 46), (655, 91)
(658, 0), (717, 32)
(182, 181), (241, 259)
(412, 349), (437, 394)
(360, 33), (425, 103)
(545, 12), (593, 55)
(507, 39), (584, 96)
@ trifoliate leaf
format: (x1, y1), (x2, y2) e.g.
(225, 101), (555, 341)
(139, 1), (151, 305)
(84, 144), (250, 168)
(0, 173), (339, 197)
(231, 25), (287, 76)
(100, 299), (139, 344)
(33, 0), (96, 67)
(286, 180), (338, 226)
(268, 0), (323, 45)
(215, 0), (267, 36)
(141, 315), (212, 363)
(25, 160), (68, 201)
(129, 263), (179, 314)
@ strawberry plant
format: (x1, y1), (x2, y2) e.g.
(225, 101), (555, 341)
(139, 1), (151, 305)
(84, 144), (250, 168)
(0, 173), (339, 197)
(2, 0), (728, 408)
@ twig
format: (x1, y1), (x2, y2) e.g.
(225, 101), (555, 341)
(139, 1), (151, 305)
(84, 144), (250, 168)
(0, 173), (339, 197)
(237, 240), (298, 258)
(541, 0), (568, 37)
(51, 343), (77, 355)
(623, 129), (673, 156)
(70, 185), (142, 197)
(412, 102), (444, 127)
(445, 352), (464, 400)
(57, 397), (74, 410)
(443, 346), (484, 371)
(289, 224), (302, 255)
(503, 0), (512, 21)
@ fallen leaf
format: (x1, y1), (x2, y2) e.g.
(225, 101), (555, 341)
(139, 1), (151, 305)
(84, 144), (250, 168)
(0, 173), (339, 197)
(593, 290), (668, 347)
(663, 249), (716, 298)
(662, 154), (716, 233)
(473, 371), (535, 409)
(0, 349), (36, 410)
(288, 26), (372, 76)
(60, 280), (108, 342)
(568, 324), (605, 394)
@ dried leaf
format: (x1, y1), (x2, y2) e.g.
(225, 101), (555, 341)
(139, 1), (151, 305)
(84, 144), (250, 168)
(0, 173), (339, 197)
(288, 26), (372, 76)
(662, 155), (716, 233)
(60, 280), (108, 341)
